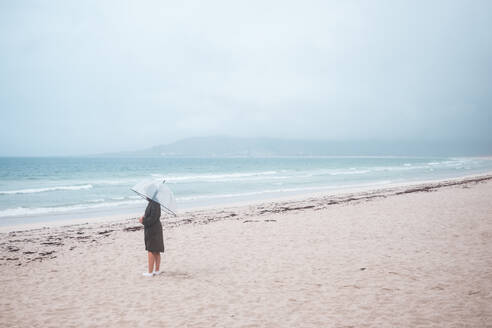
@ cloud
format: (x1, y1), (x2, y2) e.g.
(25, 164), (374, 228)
(1, 0), (491, 155)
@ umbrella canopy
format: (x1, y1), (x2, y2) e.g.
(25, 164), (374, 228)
(131, 179), (177, 216)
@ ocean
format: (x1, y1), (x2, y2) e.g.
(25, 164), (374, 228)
(1, 156), (491, 227)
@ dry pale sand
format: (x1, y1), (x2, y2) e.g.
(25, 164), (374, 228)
(1, 175), (492, 327)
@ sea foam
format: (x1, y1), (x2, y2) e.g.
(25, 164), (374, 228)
(0, 198), (145, 218)
(0, 184), (93, 195)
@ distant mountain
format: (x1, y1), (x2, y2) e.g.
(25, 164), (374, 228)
(96, 136), (492, 157)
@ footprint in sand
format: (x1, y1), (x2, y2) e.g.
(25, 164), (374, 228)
(160, 271), (192, 279)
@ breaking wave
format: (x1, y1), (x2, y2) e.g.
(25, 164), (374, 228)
(0, 184), (93, 195)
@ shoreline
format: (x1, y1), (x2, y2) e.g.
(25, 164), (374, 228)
(1, 171), (491, 234)
(1, 172), (491, 268)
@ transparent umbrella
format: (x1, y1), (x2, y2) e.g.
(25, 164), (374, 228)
(131, 179), (177, 216)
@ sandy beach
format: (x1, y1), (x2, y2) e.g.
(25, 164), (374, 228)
(1, 174), (491, 327)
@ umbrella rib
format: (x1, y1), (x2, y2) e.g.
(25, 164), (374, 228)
(131, 188), (177, 217)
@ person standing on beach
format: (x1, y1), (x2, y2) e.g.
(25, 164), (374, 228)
(139, 198), (164, 277)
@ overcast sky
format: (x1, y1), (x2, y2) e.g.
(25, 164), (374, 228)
(1, 0), (491, 156)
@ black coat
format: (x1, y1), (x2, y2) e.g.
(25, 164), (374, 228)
(142, 200), (164, 253)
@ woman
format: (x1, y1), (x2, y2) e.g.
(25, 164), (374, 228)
(139, 198), (164, 277)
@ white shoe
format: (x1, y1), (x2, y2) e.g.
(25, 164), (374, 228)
(153, 270), (162, 275)
(142, 272), (154, 277)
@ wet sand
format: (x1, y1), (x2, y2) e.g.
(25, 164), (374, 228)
(1, 175), (491, 327)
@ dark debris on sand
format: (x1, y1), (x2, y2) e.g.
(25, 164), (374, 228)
(123, 226), (143, 232)
(1, 174), (490, 268)
(0, 221), (127, 267)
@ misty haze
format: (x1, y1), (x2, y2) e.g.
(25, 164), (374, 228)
(1, 0), (491, 156)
